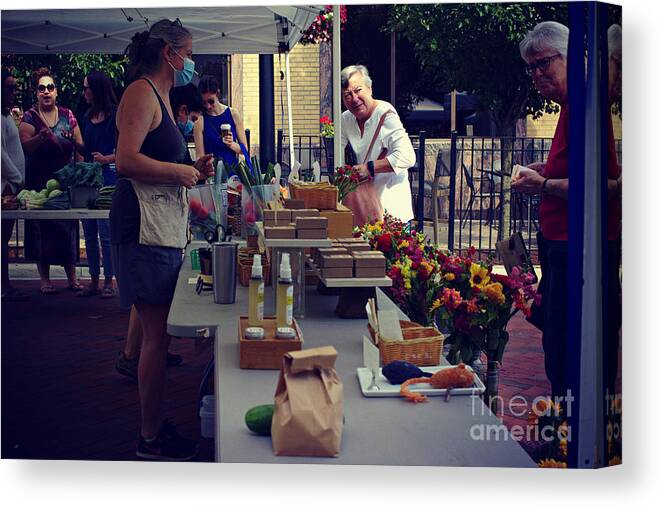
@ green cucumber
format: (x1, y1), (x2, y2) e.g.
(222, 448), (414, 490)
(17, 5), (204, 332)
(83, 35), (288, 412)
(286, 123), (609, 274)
(244, 404), (274, 436)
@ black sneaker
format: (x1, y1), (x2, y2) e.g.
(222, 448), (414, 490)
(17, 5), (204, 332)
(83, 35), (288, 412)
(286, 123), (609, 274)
(115, 352), (138, 381)
(136, 419), (198, 461)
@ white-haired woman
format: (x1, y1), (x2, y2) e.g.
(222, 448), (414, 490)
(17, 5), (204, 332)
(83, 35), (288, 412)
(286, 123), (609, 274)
(340, 64), (416, 226)
(513, 21), (621, 401)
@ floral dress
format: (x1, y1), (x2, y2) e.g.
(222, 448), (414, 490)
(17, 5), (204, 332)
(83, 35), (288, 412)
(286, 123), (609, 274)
(21, 106), (79, 264)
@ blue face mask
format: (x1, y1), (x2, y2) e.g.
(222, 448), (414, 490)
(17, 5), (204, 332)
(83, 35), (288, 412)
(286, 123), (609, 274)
(169, 49), (196, 88)
(178, 119), (194, 136)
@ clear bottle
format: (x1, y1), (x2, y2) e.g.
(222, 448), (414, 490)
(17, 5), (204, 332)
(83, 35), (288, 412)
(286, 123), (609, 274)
(248, 254), (264, 327)
(276, 253), (294, 328)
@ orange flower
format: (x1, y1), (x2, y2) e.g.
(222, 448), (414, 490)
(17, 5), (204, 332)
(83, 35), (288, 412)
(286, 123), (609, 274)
(484, 282), (505, 305)
(538, 459), (567, 468)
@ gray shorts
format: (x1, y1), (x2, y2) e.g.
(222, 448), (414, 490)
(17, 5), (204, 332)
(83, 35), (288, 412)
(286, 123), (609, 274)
(112, 241), (183, 310)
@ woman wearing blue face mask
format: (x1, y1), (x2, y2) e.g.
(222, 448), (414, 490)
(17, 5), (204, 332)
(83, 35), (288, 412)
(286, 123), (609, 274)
(112, 18), (214, 461)
(193, 74), (252, 175)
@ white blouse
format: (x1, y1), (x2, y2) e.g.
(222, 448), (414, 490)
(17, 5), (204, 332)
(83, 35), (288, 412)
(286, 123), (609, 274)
(340, 100), (416, 222)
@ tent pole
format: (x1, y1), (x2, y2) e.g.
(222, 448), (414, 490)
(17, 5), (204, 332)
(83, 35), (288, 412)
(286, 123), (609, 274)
(332, 4), (343, 168)
(285, 51), (296, 174)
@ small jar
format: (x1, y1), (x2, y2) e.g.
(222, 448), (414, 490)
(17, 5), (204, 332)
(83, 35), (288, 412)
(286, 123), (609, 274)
(244, 326), (265, 340)
(275, 327), (296, 340)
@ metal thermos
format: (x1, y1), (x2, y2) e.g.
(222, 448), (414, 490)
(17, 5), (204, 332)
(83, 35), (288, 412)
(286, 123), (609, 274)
(212, 242), (237, 304)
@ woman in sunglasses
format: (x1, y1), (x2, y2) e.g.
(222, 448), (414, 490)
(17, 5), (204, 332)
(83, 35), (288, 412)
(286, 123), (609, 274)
(18, 67), (84, 295)
(193, 74), (251, 175)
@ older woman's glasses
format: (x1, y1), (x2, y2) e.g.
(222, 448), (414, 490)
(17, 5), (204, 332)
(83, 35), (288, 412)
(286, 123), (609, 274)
(37, 83), (56, 93)
(525, 54), (562, 76)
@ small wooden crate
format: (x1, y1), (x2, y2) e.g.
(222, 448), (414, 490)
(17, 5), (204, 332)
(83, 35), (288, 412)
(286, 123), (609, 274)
(289, 182), (338, 211)
(238, 317), (304, 369)
(367, 321), (444, 366)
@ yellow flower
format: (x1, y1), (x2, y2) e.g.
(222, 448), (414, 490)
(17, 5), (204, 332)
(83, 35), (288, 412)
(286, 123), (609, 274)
(444, 273), (455, 281)
(469, 263), (491, 288)
(484, 282), (505, 305)
(399, 240), (409, 249)
(430, 299), (441, 312)
(404, 280), (412, 290)
(559, 439), (567, 457)
(538, 459), (567, 468)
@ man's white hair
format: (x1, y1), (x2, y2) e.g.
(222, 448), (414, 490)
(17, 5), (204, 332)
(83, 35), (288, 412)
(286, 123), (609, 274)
(608, 24), (622, 59)
(519, 21), (570, 62)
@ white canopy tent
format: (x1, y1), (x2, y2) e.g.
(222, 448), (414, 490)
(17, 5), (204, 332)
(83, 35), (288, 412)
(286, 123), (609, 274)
(1, 5), (327, 170)
(0, 6), (323, 54)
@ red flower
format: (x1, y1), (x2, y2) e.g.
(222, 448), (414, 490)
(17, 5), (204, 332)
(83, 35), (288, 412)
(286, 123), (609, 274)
(376, 233), (393, 253)
(320, 116), (331, 125)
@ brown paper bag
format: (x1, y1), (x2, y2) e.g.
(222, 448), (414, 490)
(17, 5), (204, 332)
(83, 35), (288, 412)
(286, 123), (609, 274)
(271, 346), (344, 457)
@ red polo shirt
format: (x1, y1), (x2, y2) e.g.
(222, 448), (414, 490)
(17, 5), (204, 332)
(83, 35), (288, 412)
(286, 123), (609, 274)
(540, 105), (621, 241)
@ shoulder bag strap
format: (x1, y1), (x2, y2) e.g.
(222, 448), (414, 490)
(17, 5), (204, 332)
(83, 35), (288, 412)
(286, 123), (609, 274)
(361, 110), (396, 164)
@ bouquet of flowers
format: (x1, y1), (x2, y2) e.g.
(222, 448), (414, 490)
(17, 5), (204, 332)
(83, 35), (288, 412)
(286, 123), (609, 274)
(300, 5), (348, 45)
(356, 214), (538, 365)
(320, 116), (334, 138)
(328, 164), (362, 202)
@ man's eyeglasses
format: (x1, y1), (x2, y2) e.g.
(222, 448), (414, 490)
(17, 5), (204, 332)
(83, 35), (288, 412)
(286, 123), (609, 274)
(171, 18), (183, 28)
(206, 98), (216, 106)
(525, 54), (562, 76)
(37, 83), (56, 93)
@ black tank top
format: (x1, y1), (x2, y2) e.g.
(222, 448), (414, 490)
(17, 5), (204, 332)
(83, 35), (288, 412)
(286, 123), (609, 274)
(110, 78), (188, 244)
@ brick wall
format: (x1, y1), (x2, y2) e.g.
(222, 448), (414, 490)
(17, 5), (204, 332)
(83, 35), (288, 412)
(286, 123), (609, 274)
(526, 108), (623, 140)
(235, 44), (321, 155)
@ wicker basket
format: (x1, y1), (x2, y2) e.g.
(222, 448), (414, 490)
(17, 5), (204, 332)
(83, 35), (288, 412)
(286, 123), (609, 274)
(238, 247), (271, 287)
(289, 182), (338, 210)
(367, 321), (444, 366)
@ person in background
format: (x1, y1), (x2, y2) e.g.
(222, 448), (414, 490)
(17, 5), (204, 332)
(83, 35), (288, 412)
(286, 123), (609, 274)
(18, 67), (84, 295)
(78, 70), (118, 298)
(340, 65), (416, 227)
(112, 18), (213, 461)
(193, 74), (250, 174)
(175, 103), (194, 139)
(1, 67), (28, 301)
(513, 21), (621, 399)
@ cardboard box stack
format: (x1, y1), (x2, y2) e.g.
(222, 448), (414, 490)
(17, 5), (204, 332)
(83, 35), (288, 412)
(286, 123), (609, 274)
(293, 210), (328, 240)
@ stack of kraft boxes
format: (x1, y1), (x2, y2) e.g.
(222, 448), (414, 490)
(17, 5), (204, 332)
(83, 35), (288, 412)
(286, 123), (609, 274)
(315, 238), (386, 279)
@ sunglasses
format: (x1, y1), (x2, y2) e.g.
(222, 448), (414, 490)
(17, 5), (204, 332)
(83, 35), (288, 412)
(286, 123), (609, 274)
(37, 83), (56, 93)
(525, 54), (562, 76)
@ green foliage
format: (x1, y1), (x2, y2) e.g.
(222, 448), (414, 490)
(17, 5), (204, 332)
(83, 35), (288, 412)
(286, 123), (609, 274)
(388, 3), (568, 134)
(2, 53), (127, 114)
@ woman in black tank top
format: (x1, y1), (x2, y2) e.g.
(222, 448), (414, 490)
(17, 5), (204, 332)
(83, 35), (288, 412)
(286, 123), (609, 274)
(111, 19), (214, 462)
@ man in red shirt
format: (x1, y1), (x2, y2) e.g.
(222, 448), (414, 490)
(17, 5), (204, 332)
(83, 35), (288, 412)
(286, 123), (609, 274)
(513, 22), (621, 401)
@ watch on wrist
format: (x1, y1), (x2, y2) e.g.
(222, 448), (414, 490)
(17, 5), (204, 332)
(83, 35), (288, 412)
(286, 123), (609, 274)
(541, 178), (550, 194)
(367, 160), (375, 178)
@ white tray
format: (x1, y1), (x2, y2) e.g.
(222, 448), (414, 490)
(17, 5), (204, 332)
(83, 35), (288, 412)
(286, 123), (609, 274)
(357, 365), (486, 398)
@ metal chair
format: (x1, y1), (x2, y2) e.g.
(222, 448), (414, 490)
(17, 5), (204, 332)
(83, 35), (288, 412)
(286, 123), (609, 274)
(460, 163), (502, 229)
(431, 149), (454, 245)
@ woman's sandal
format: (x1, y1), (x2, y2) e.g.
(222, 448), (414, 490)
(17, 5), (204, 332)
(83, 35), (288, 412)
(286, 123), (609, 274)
(40, 285), (58, 295)
(68, 281), (83, 292)
(77, 285), (101, 297)
(100, 286), (116, 299)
